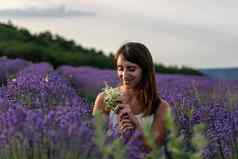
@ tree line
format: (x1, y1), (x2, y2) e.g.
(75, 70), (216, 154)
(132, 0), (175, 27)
(0, 21), (202, 75)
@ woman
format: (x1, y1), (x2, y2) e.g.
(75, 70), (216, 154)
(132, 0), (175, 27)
(93, 42), (170, 148)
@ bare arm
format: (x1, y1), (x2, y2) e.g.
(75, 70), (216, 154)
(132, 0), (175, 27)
(152, 100), (170, 146)
(92, 92), (110, 117)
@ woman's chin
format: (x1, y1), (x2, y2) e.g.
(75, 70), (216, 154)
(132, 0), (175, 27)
(122, 83), (130, 88)
(123, 83), (135, 89)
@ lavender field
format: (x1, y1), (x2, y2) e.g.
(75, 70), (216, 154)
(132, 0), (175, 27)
(0, 57), (238, 159)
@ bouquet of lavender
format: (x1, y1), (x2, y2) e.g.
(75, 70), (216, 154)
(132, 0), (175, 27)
(102, 83), (122, 113)
(102, 84), (136, 144)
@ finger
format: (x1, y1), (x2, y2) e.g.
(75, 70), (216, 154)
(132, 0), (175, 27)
(121, 118), (131, 123)
(119, 114), (138, 128)
(121, 119), (133, 126)
(124, 121), (135, 126)
(122, 117), (139, 131)
(122, 123), (135, 130)
(119, 120), (131, 127)
(118, 112), (129, 120)
(119, 124), (132, 131)
(119, 122), (134, 130)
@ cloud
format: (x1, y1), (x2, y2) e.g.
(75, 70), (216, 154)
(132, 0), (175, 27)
(0, 5), (96, 18)
(1, 0), (237, 68)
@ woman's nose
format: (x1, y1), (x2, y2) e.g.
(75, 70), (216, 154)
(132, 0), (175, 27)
(123, 70), (130, 79)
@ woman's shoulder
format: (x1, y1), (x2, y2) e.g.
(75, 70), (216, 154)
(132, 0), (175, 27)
(96, 86), (119, 100)
(93, 91), (109, 115)
(160, 99), (170, 109)
(156, 98), (170, 115)
(95, 92), (105, 102)
(93, 85), (120, 113)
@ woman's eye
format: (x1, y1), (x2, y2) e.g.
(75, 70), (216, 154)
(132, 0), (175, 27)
(117, 66), (136, 72)
(128, 67), (136, 71)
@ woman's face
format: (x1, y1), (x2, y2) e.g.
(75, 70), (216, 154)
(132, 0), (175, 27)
(116, 55), (143, 90)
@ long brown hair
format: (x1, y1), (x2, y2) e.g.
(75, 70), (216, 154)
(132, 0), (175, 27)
(114, 42), (161, 116)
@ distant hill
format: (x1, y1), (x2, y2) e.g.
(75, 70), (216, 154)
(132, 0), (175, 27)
(199, 68), (238, 80)
(0, 21), (202, 75)
(0, 21), (114, 69)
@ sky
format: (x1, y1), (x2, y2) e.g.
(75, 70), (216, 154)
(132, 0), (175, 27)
(0, 0), (237, 69)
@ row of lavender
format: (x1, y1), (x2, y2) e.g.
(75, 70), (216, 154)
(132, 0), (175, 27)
(157, 74), (238, 159)
(56, 62), (238, 159)
(0, 58), (142, 159)
(0, 57), (119, 98)
(1, 57), (238, 158)
(0, 58), (96, 158)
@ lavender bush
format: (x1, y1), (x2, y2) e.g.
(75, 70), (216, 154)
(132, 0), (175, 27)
(56, 65), (119, 100)
(0, 58), (237, 159)
(7, 63), (88, 112)
(0, 57), (30, 86)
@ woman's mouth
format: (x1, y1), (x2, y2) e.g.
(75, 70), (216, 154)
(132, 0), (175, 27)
(124, 80), (132, 84)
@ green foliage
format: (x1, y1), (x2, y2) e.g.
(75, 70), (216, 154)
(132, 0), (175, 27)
(162, 108), (206, 159)
(134, 107), (206, 159)
(93, 111), (127, 159)
(0, 22), (113, 69)
(102, 83), (121, 113)
(0, 110), (206, 159)
(190, 124), (207, 159)
(141, 118), (163, 159)
(155, 63), (203, 75)
(0, 21), (202, 75)
(84, 95), (96, 106)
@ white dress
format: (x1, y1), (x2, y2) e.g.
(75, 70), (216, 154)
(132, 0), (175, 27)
(106, 110), (155, 139)
(108, 111), (154, 129)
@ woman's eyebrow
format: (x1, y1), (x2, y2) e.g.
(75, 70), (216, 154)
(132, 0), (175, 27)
(127, 65), (137, 68)
(117, 63), (137, 68)
(128, 65), (136, 68)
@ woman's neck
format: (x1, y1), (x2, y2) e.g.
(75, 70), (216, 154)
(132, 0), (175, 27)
(119, 86), (140, 97)
(119, 86), (144, 112)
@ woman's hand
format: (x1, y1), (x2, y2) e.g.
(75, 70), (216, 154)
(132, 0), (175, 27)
(117, 104), (140, 134)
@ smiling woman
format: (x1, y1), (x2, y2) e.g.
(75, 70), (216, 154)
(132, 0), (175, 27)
(93, 42), (170, 158)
